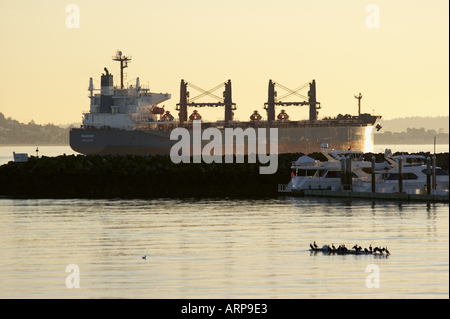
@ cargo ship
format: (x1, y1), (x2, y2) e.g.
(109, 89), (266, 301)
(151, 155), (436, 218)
(70, 51), (382, 156)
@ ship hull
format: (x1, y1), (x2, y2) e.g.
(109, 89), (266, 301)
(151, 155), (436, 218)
(70, 122), (376, 156)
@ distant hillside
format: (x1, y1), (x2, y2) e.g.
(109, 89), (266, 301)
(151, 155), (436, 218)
(0, 112), (68, 145)
(379, 116), (449, 133)
(58, 122), (81, 129)
(1, 112), (448, 146)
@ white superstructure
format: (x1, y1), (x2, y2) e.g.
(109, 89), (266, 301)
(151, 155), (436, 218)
(82, 51), (171, 131)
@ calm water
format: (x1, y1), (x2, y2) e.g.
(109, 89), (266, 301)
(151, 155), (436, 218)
(0, 145), (448, 299)
(0, 145), (78, 166)
(0, 197), (448, 299)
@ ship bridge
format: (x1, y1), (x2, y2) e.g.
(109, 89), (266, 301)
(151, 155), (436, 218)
(83, 51), (171, 130)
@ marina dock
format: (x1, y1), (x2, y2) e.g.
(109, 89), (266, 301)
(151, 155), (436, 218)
(293, 189), (449, 203)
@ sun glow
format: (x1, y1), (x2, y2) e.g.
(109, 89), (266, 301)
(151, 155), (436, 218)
(364, 125), (374, 153)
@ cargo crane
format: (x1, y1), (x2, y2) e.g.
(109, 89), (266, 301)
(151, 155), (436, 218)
(264, 79), (321, 122)
(176, 80), (236, 124)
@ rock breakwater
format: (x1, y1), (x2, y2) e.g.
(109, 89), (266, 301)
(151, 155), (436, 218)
(0, 152), (447, 199)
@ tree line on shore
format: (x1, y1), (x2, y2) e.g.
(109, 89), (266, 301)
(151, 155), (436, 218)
(1, 112), (448, 146)
(374, 127), (449, 145)
(0, 112), (69, 145)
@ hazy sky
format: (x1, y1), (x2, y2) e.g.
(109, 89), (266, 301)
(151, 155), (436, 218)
(0, 0), (448, 125)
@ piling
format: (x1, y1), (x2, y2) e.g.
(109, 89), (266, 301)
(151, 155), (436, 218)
(426, 157), (431, 195)
(346, 155), (352, 191)
(432, 155), (436, 191)
(371, 156), (375, 193)
(340, 157), (346, 189)
(399, 156), (403, 194)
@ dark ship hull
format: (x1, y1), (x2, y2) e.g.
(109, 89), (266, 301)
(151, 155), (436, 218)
(70, 116), (379, 156)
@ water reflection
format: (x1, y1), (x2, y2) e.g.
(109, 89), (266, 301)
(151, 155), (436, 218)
(0, 198), (448, 298)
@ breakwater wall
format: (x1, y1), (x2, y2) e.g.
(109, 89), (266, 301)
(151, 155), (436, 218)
(0, 152), (448, 199)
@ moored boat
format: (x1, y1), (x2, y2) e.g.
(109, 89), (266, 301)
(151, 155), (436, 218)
(278, 148), (449, 194)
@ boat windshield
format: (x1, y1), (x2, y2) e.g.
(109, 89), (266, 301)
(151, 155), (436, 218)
(394, 155), (426, 166)
(421, 169), (449, 175)
(325, 171), (358, 178)
(328, 151), (364, 161)
(387, 173), (419, 180)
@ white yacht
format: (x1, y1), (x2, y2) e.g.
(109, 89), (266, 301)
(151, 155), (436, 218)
(278, 148), (390, 193)
(364, 150), (449, 194)
(278, 148), (449, 195)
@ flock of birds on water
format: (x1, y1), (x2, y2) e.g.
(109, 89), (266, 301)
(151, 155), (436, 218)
(142, 241), (391, 260)
(309, 241), (391, 255)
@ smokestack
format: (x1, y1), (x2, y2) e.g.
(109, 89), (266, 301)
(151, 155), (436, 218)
(101, 68), (114, 95)
(100, 68), (114, 113)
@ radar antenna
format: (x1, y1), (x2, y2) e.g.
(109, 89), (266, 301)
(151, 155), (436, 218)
(112, 50), (132, 89)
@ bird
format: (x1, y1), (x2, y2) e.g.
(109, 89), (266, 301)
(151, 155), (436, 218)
(352, 244), (358, 250)
(364, 248), (369, 253)
(310, 243), (315, 250)
(142, 255), (146, 260)
(385, 247), (391, 255)
(327, 245), (332, 251)
(332, 243), (336, 250)
(373, 246), (378, 253)
(313, 241), (318, 249)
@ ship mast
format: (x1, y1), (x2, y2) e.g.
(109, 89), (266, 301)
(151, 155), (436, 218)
(354, 92), (362, 116)
(112, 51), (132, 89)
